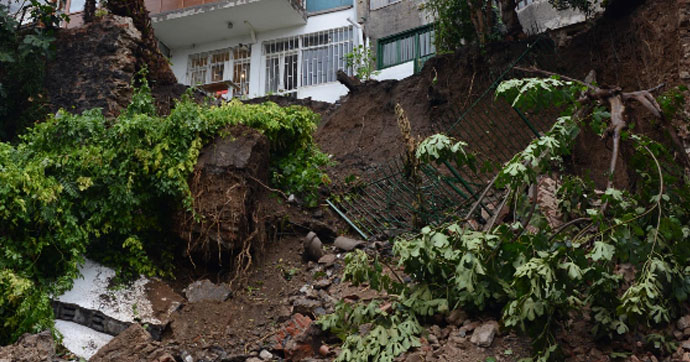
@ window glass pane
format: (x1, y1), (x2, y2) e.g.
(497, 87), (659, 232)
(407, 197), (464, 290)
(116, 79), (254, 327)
(69, 0), (85, 12)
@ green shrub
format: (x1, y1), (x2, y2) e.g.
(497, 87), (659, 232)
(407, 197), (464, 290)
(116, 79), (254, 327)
(0, 77), (330, 344)
(321, 78), (690, 361)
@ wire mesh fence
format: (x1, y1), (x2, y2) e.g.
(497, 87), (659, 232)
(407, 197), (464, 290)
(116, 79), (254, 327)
(327, 37), (562, 239)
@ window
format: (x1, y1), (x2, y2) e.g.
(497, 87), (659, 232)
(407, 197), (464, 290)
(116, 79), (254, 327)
(302, 27), (353, 86)
(263, 26), (354, 96)
(233, 47), (251, 96)
(369, 0), (400, 11)
(187, 46), (252, 97)
(378, 25), (435, 69)
(264, 37), (299, 96)
(69, 0), (85, 12)
(305, 0), (353, 13)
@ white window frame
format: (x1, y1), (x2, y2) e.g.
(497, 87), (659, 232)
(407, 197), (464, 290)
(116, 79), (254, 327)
(262, 26), (355, 96)
(186, 46), (252, 98)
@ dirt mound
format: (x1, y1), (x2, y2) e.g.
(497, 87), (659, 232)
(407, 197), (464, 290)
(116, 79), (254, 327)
(314, 40), (552, 184)
(313, 0), (687, 189)
(175, 125), (270, 275)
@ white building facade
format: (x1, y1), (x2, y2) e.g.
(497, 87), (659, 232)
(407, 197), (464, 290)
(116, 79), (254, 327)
(147, 0), (363, 102)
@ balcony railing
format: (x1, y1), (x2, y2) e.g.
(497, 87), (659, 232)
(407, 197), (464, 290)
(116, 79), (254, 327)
(145, 0), (304, 16)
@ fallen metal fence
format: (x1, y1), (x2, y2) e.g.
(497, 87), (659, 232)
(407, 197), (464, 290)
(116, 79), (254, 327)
(328, 37), (560, 239)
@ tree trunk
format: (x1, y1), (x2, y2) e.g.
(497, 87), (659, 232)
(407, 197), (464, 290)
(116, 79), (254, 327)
(83, 0), (96, 23)
(500, 0), (523, 38)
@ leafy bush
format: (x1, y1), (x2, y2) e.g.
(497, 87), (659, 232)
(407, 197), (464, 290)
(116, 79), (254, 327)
(0, 0), (64, 141)
(321, 77), (690, 361)
(0, 78), (329, 344)
(345, 45), (380, 81)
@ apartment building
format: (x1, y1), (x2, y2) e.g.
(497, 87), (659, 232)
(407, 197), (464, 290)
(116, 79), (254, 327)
(358, 0), (436, 81)
(63, 0), (363, 102)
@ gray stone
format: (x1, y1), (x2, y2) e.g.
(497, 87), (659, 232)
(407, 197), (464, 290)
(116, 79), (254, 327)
(183, 279), (232, 303)
(317, 254), (337, 266)
(259, 349), (273, 360)
(334, 236), (366, 251)
(246, 358), (263, 362)
(304, 232), (324, 261)
(313, 279), (332, 289)
(469, 321), (499, 348)
(679, 315), (690, 331)
(292, 297), (322, 316)
(682, 340), (690, 351)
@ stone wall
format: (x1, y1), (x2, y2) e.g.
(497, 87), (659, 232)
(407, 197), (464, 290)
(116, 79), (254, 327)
(44, 15), (188, 118)
(45, 15), (141, 118)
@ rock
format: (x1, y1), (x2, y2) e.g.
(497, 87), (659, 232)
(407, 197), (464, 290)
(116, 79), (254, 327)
(319, 344), (330, 356)
(273, 313), (313, 351)
(676, 329), (686, 340)
(0, 330), (55, 362)
(682, 340), (690, 351)
(685, 327), (690, 337)
(681, 352), (690, 362)
(175, 125), (270, 255)
(334, 236), (366, 251)
(246, 358), (263, 362)
(469, 321), (499, 348)
(183, 279), (232, 303)
(445, 309), (467, 327)
(304, 232), (324, 261)
(259, 349), (273, 360)
(91, 324), (172, 362)
(292, 297), (322, 316)
(313, 279), (332, 289)
(405, 352), (425, 362)
(679, 315), (690, 331)
(317, 254), (337, 267)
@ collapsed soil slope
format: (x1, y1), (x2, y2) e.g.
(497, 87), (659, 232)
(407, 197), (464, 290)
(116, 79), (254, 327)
(315, 0), (687, 189)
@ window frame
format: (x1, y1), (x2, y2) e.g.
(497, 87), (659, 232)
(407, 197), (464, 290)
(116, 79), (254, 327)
(376, 24), (435, 70)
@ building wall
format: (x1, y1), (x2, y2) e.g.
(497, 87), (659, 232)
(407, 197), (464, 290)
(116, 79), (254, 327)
(167, 6), (361, 102)
(359, 0), (431, 62)
(373, 60), (413, 81)
(516, 0), (603, 35)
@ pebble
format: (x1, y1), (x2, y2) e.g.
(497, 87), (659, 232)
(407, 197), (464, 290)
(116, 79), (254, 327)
(679, 315), (690, 330)
(469, 321), (499, 348)
(259, 349), (273, 360)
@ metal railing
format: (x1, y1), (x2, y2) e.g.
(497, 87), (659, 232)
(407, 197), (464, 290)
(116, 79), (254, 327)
(327, 37), (560, 239)
(145, 0), (304, 15)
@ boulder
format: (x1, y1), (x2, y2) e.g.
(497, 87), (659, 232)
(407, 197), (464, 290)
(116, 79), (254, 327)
(176, 125), (270, 260)
(470, 321), (499, 348)
(90, 324), (173, 362)
(0, 330), (55, 362)
(183, 279), (232, 303)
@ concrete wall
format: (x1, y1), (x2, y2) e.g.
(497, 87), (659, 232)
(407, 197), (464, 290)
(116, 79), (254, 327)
(373, 60), (413, 81)
(517, 0), (602, 35)
(359, 0), (431, 61)
(167, 6), (360, 102)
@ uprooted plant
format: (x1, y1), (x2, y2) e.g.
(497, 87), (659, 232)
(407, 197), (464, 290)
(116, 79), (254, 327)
(319, 72), (690, 361)
(0, 74), (331, 344)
